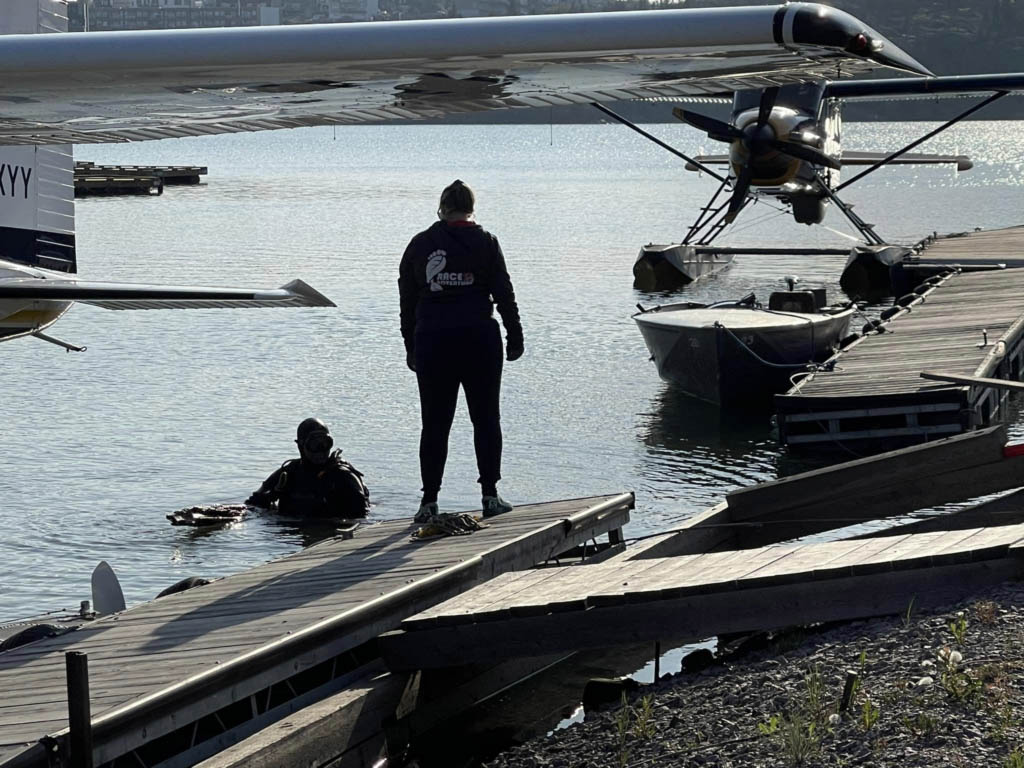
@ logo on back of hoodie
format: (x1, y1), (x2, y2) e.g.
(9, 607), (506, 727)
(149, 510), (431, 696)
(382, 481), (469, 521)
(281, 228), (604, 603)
(426, 249), (474, 291)
(426, 250), (446, 292)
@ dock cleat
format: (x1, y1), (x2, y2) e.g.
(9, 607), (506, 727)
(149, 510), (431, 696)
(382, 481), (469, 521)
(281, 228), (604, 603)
(482, 495), (513, 518)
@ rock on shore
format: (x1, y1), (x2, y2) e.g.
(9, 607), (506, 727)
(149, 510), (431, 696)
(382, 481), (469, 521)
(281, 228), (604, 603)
(486, 581), (1024, 768)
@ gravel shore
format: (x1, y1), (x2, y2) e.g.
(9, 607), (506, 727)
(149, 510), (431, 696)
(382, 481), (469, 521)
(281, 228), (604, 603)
(485, 580), (1024, 768)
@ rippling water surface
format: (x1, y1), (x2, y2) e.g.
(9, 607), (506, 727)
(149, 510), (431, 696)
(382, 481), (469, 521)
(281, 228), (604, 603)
(3, 120), (1024, 618)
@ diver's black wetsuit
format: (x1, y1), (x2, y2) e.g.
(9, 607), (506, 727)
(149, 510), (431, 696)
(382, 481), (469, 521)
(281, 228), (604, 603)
(399, 220), (523, 498)
(246, 451), (369, 518)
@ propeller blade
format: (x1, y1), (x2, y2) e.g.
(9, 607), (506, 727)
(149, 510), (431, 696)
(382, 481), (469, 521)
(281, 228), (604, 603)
(756, 86), (779, 129)
(724, 165), (754, 224)
(766, 139), (842, 170)
(673, 107), (743, 142)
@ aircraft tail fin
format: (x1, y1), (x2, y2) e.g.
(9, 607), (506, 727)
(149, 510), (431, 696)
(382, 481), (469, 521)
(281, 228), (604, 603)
(0, 146), (77, 273)
(0, 1), (76, 274)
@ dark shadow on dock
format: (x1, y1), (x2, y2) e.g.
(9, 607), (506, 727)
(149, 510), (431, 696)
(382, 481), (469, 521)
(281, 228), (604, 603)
(141, 524), (419, 652)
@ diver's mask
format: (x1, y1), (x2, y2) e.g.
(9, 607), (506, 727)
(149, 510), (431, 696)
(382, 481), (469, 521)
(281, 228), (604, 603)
(300, 431), (334, 465)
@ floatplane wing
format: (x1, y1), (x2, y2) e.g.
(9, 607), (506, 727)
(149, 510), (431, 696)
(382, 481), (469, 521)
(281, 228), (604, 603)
(0, 3), (928, 146)
(0, 278), (335, 310)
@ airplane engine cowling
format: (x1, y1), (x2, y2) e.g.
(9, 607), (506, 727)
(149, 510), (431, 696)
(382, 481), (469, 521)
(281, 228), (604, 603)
(729, 111), (803, 187)
(730, 145), (801, 187)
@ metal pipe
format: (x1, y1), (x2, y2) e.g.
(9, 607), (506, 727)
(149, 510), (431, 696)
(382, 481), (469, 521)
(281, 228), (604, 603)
(66, 652), (94, 768)
(562, 492), (635, 534)
(684, 177), (729, 243)
(692, 247), (850, 256)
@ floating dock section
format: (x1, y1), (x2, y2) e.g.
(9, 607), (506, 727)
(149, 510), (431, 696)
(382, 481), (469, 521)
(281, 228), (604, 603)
(73, 163), (206, 197)
(906, 225), (1024, 271)
(0, 494), (631, 768)
(776, 267), (1024, 453)
(381, 524), (1024, 670)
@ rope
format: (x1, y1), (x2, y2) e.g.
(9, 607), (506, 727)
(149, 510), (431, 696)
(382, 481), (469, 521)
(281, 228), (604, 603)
(714, 321), (814, 370)
(411, 512), (488, 540)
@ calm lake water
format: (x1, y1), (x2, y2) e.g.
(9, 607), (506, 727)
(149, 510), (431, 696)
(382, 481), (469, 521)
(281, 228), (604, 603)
(2, 120), (1024, 619)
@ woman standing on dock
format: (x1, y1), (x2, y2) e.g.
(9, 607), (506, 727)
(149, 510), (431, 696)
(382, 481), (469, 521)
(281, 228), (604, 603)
(399, 180), (524, 522)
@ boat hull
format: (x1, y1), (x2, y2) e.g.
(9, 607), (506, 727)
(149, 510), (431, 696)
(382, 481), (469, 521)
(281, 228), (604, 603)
(634, 306), (854, 407)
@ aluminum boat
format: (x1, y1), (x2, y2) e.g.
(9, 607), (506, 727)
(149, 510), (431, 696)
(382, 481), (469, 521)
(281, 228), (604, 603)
(633, 290), (855, 406)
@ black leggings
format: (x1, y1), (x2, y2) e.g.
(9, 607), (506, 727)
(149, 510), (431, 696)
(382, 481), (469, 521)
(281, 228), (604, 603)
(415, 320), (503, 497)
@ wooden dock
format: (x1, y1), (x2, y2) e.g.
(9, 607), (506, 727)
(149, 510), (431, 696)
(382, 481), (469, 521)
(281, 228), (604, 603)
(776, 267), (1024, 453)
(73, 163), (206, 197)
(907, 225), (1024, 270)
(0, 494), (631, 768)
(380, 523), (1024, 670)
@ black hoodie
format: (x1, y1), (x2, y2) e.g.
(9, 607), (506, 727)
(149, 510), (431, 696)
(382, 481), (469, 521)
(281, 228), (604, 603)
(398, 220), (523, 353)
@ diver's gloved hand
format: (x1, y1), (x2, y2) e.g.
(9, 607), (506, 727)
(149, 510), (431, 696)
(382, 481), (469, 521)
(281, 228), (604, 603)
(406, 348), (417, 372)
(245, 491), (272, 508)
(506, 339), (524, 362)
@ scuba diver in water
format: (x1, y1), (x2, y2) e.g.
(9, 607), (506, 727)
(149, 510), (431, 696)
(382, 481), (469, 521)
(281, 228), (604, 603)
(246, 418), (370, 518)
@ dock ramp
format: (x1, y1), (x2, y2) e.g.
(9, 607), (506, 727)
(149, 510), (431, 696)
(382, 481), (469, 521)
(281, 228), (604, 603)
(381, 523), (1024, 671)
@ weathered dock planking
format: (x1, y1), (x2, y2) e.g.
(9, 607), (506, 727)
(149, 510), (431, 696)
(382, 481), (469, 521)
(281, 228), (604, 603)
(906, 225), (1024, 270)
(380, 523), (1024, 671)
(75, 163), (207, 184)
(0, 494), (631, 768)
(776, 267), (1024, 452)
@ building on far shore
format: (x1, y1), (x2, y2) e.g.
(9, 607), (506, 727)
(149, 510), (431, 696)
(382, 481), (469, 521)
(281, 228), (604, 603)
(69, 0), (672, 29)
(68, 0), (379, 29)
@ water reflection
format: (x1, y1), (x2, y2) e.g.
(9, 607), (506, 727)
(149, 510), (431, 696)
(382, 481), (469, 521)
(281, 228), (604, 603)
(634, 387), (781, 526)
(170, 511), (355, 556)
(640, 386), (776, 455)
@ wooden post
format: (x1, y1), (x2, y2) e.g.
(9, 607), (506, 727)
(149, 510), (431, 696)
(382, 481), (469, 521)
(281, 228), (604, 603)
(839, 670), (858, 713)
(653, 641), (660, 682)
(66, 651), (94, 768)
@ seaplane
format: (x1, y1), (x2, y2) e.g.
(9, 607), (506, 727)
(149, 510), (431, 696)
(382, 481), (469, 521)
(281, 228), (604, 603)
(1, 1), (1020, 344)
(623, 71), (1024, 290)
(0, 1), (933, 351)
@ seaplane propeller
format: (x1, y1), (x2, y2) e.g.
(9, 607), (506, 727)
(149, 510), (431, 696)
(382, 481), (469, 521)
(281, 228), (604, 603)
(674, 87), (840, 223)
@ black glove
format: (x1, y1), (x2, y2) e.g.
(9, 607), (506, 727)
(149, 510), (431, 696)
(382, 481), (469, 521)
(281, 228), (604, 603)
(506, 339), (524, 362)
(406, 348), (417, 372)
(245, 491), (271, 508)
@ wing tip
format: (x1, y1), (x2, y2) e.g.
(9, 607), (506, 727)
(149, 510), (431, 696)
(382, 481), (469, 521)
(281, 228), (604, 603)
(280, 279), (336, 308)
